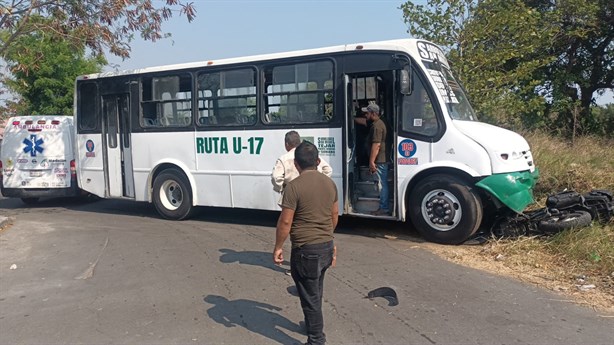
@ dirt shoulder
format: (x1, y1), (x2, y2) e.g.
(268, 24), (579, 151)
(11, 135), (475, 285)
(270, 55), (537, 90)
(421, 240), (614, 316)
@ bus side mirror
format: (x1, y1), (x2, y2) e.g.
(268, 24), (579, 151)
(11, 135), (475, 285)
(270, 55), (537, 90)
(400, 68), (411, 95)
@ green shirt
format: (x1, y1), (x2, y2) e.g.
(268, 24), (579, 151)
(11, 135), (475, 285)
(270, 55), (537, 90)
(281, 170), (338, 248)
(367, 118), (387, 163)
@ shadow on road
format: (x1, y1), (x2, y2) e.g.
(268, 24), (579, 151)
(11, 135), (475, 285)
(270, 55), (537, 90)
(0, 195), (425, 244)
(218, 248), (289, 273)
(204, 294), (302, 345)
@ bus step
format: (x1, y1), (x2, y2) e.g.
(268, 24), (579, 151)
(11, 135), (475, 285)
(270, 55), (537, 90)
(355, 181), (379, 198)
(357, 166), (394, 183)
(354, 197), (380, 213)
(358, 167), (373, 181)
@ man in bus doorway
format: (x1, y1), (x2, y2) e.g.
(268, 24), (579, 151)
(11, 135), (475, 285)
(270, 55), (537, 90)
(271, 130), (332, 195)
(364, 103), (390, 216)
(273, 141), (338, 345)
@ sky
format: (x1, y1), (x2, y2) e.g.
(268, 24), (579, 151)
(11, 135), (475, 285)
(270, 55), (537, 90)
(105, 0), (612, 105)
(106, 0), (419, 70)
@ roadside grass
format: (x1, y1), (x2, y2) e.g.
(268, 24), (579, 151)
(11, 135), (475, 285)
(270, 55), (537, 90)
(523, 131), (614, 278)
(429, 131), (614, 312)
(526, 131), (614, 197)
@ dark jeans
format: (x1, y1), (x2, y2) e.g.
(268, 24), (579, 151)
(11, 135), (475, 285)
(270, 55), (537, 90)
(375, 163), (389, 211)
(291, 240), (334, 345)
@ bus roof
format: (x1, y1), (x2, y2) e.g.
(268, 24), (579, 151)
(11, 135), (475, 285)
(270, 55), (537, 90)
(78, 38), (424, 80)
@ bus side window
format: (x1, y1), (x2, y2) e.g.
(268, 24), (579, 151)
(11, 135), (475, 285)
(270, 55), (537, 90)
(141, 74), (192, 128)
(263, 60), (334, 125)
(197, 68), (257, 127)
(78, 82), (99, 131)
(401, 70), (439, 137)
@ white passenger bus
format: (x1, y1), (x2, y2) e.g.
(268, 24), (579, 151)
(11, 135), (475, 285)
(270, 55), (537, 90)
(74, 39), (538, 244)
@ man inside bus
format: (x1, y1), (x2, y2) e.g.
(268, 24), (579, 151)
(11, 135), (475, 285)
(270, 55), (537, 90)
(352, 102), (371, 166)
(271, 131), (333, 194)
(362, 103), (390, 216)
(273, 140), (338, 345)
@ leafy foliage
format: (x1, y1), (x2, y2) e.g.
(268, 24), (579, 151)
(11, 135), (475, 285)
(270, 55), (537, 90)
(401, 0), (614, 137)
(3, 17), (106, 115)
(0, 0), (196, 59)
(401, 0), (476, 52)
(0, 0), (196, 117)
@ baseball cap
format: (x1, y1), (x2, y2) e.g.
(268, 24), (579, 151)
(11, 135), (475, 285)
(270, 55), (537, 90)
(362, 103), (380, 113)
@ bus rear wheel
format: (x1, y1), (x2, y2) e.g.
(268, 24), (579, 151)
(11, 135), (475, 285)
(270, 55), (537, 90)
(408, 174), (482, 244)
(152, 169), (193, 220)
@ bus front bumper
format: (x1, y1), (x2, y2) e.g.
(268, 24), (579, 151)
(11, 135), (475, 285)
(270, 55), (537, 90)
(475, 169), (539, 213)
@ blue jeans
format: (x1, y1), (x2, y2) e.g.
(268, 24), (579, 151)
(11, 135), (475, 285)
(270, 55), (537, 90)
(375, 163), (389, 211)
(291, 240), (334, 345)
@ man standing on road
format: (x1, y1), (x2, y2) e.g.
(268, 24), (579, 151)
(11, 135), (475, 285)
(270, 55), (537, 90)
(364, 104), (389, 215)
(271, 130), (332, 194)
(273, 141), (339, 345)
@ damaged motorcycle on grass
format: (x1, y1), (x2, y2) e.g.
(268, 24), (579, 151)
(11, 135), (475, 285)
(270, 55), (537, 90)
(489, 190), (614, 239)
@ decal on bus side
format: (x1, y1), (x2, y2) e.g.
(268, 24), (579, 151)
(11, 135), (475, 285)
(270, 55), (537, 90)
(85, 140), (96, 157)
(302, 136), (336, 156)
(398, 139), (418, 165)
(196, 136), (264, 155)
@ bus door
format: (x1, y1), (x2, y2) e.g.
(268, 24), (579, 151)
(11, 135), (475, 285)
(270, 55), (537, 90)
(344, 71), (396, 217)
(343, 75), (353, 214)
(101, 93), (135, 198)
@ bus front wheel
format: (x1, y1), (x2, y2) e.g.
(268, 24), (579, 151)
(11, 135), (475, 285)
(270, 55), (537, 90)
(408, 174), (482, 245)
(152, 169), (194, 220)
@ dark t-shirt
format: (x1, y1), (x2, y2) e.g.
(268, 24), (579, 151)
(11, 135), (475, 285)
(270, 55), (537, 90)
(281, 170), (338, 248)
(367, 118), (387, 163)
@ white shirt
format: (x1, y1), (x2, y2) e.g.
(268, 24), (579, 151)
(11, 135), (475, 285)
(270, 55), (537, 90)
(271, 148), (333, 193)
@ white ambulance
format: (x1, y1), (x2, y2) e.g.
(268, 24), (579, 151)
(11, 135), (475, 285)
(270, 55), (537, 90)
(0, 115), (80, 204)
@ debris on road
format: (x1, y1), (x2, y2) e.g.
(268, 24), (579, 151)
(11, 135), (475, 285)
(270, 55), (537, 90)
(74, 237), (109, 280)
(577, 284), (596, 291)
(366, 287), (399, 307)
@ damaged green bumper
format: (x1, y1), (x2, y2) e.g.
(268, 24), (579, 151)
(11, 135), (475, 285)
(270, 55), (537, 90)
(475, 169), (540, 213)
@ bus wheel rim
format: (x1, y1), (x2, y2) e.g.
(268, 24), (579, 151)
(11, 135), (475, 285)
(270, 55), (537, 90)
(420, 189), (462, 231)
(160, 180), (182, 211)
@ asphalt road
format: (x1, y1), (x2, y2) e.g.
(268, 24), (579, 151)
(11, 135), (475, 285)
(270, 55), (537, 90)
(1, 195), (612, 345)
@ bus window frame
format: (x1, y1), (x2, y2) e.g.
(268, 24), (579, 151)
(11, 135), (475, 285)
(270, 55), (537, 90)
(139, 72), (194, 130)
(195, 66), (259, 129)
(261, 58), (336, 126)
(77, 81), (101, 134)
(398, 64), (446, 142)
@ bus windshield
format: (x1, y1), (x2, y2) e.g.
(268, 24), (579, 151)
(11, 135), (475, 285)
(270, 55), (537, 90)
(440, 67), (478, 121)
(423, 62), (478, 121)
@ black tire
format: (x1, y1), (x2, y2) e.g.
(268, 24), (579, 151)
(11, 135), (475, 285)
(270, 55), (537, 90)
(538, 210), (592, 234)
(21, 197), (40, 205)
(408, 174), (483, 244)
(152, 168), (194, 220)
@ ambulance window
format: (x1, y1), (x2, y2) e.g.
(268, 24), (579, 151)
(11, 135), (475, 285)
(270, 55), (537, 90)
(79, 83), (99, 131)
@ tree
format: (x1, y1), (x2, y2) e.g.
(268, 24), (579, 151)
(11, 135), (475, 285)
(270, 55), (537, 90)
(401, 0), (614, 137)
(458, 0), (556, 129)
(3, 17), (106, 115)
(588, 103), (614, 137)
(400, 0), (476, 54)
(0, 0), (196, 59)
(532, 0), (614, 135)
(0, 0), (196, 116)
(402, 0), (553, 129)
